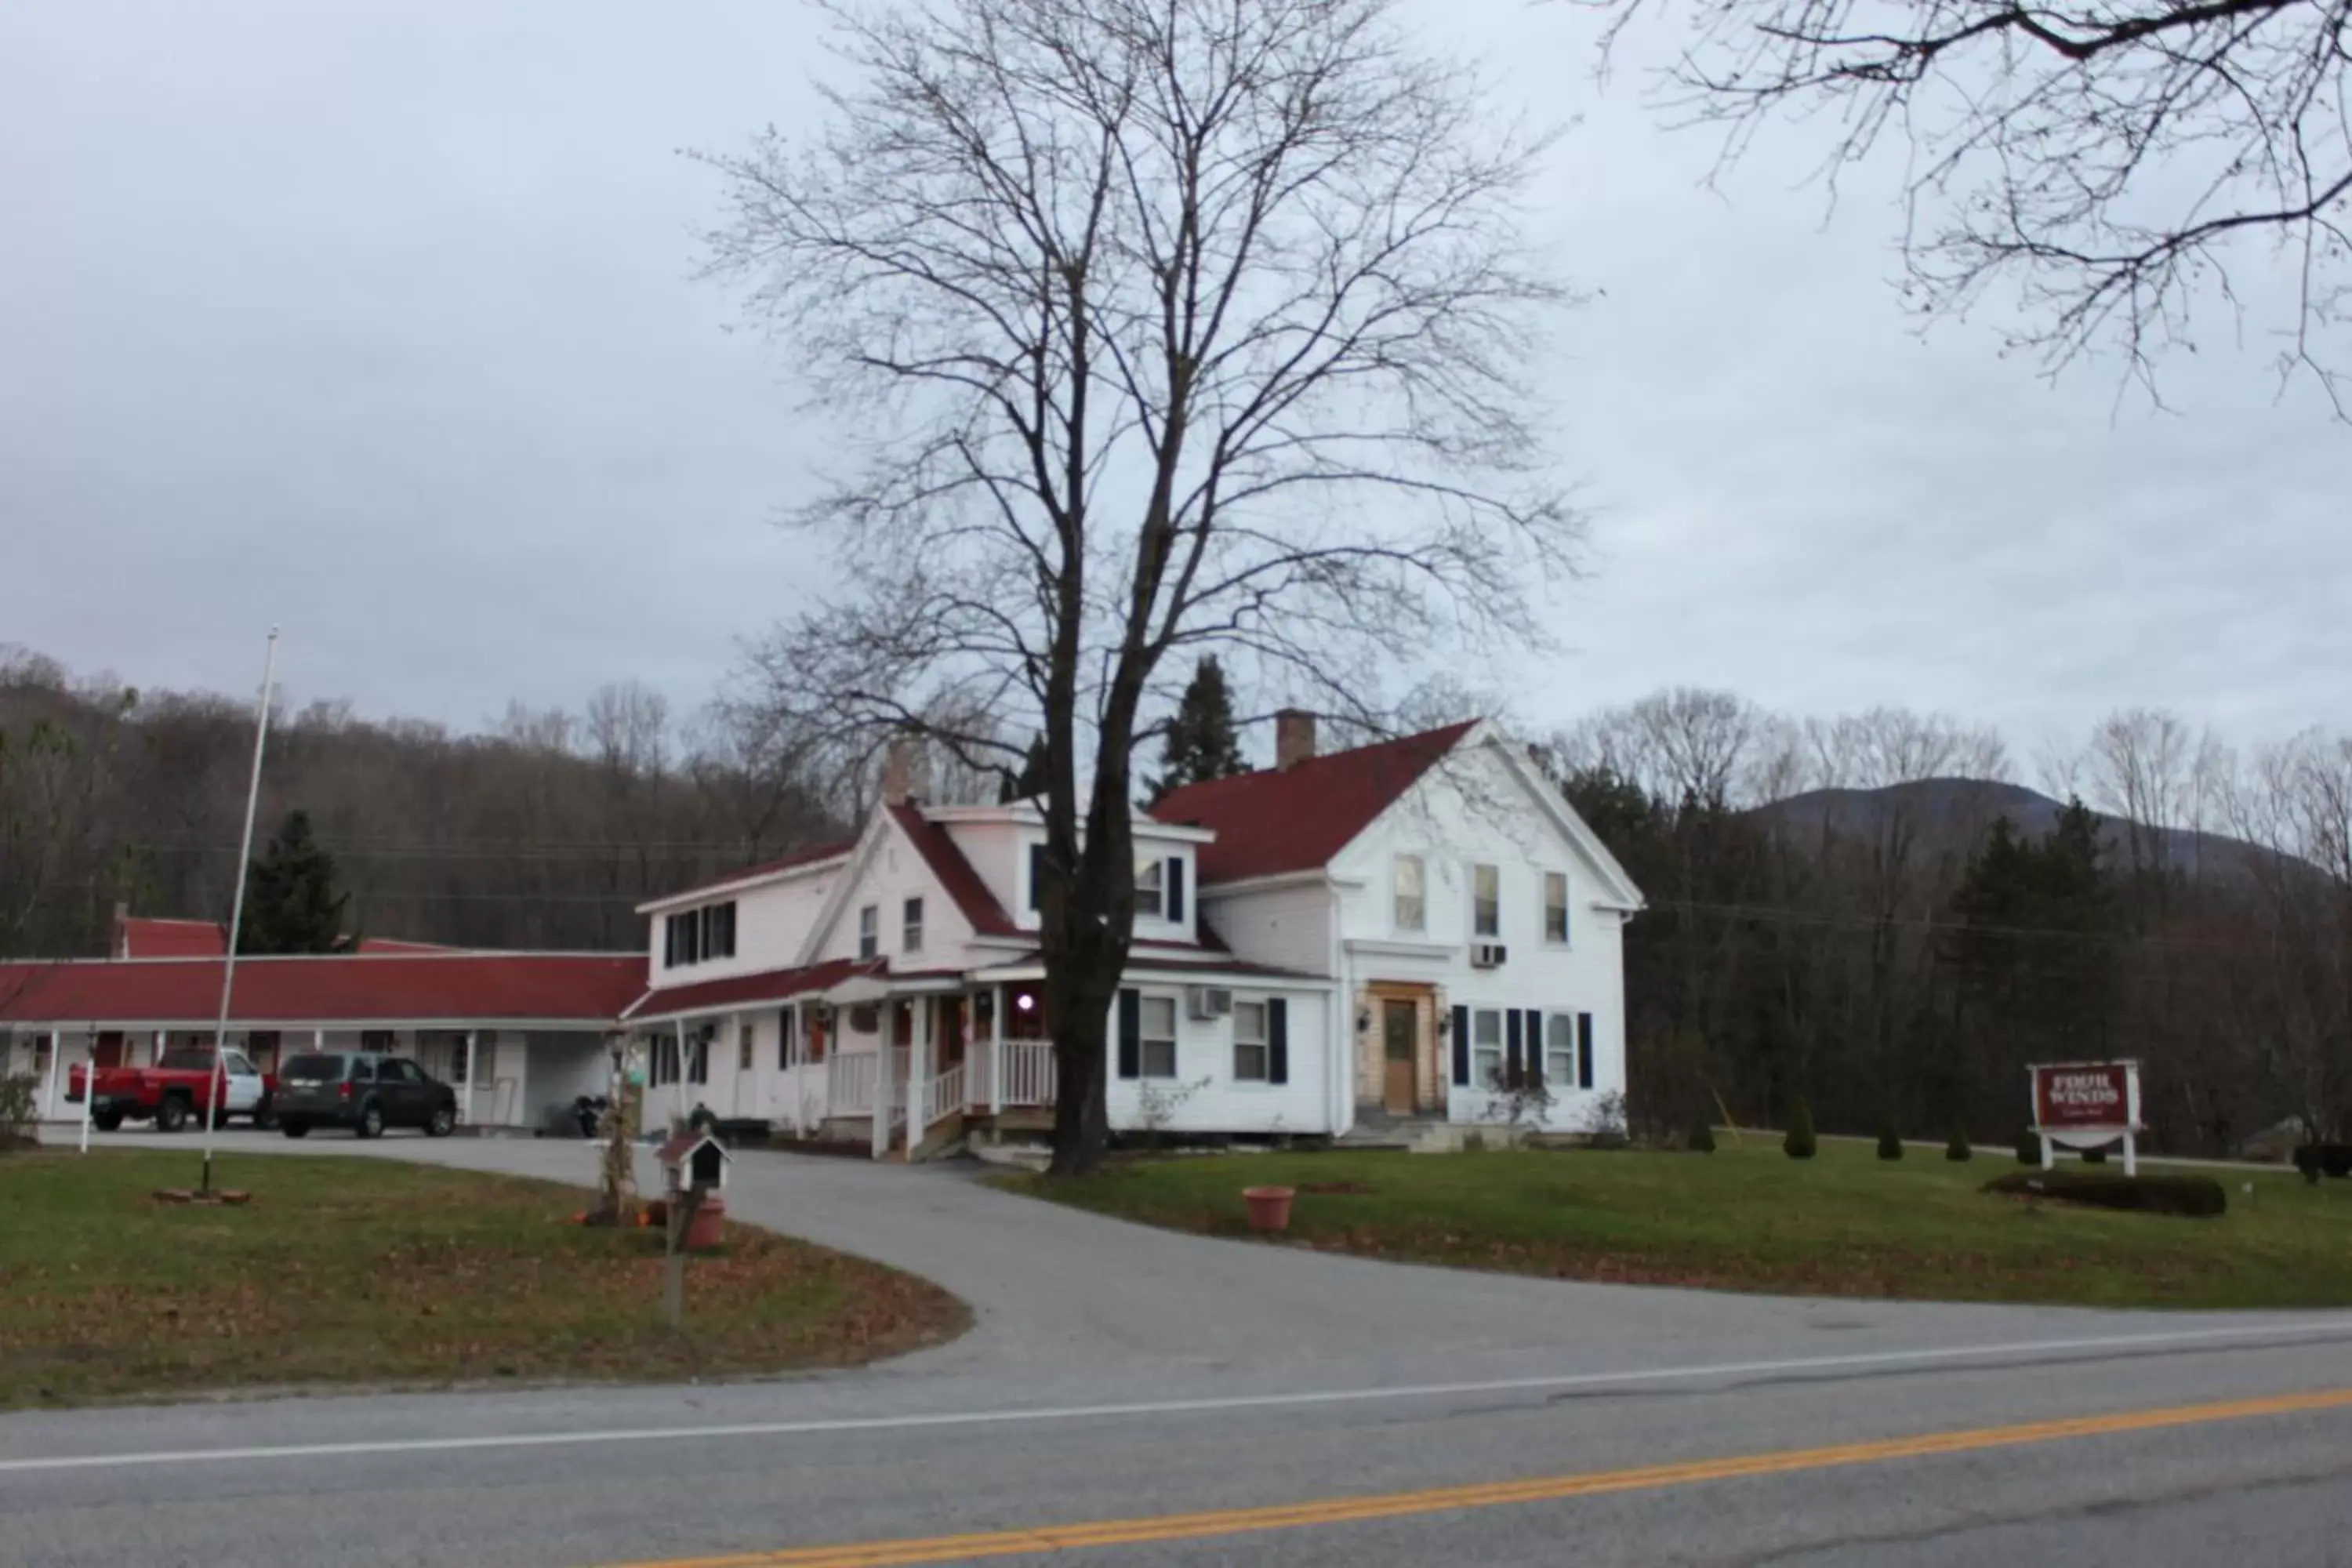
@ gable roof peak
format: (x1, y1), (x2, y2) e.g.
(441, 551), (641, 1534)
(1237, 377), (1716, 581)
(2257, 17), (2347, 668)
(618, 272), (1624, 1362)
(1149, 718), (1480, 884)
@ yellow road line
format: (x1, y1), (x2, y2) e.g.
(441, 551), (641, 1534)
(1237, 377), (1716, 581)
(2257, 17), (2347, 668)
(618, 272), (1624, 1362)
(609, 1385), (2352, 1568)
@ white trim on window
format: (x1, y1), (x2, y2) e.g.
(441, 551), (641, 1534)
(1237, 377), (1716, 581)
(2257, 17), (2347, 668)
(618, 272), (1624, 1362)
(1232, 997), (1269, 1083)
(1544, 1011), (1576, 1086)
(1135, 858), (1165, 920)
(1542, 870), (1570, 946)
(1392, 854), (1426, 933)
(1471, 1007), (1504, 1088)
(1471, 863), (1501, 939)
(902, 895), (924, 953)
(1138, 993), (1178, 1080)
(857, 904), (879, 962)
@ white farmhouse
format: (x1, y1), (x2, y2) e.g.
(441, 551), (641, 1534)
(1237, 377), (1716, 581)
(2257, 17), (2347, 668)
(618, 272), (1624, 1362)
(621, 713), (1643, 1156)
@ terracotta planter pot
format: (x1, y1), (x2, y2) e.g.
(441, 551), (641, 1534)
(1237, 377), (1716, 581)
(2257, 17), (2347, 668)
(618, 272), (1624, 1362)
(1243, 1185), (1295, 1232)
(684, 1194), (728, 1250)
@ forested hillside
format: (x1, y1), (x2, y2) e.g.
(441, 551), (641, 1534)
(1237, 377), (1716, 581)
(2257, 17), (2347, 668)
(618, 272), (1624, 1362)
(0, 648), (840, 956)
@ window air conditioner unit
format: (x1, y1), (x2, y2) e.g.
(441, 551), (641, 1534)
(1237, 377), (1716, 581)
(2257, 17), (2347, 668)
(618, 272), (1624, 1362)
(1187, 985), (1235, 1021)
(1470, 942), (1508, 970)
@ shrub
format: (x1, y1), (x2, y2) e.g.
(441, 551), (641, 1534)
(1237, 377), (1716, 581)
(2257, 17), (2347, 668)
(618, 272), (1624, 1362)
(0, 1074), (35, 1152)
(1945, 1123), (1973, 1163)
(1687, 1119), (1716, 1153)
(2082, 1145), (2108, 1164)
(1783, 1098), (1817, 1160)
(1876, 1123), (1904, 1160)
(2292, 1144), (2352, 1182)
(1983, 1169), (2227, 1218)
(2015, 1127), (2044, 1164)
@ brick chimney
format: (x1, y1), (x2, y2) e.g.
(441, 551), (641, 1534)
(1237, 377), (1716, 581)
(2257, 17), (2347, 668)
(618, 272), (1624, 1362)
(880, 735), (925, 807)
(1275, 709), (1317, 771)
(111, 900), (131, 959)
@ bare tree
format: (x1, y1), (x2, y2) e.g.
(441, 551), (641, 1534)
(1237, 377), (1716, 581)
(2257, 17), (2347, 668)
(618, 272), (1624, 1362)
(1606, 0), (2352, 407)
(702, 0), (1580, 1172)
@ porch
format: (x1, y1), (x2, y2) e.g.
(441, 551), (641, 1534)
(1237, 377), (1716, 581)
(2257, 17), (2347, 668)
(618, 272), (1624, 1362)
(636, 980), (1059, 1160)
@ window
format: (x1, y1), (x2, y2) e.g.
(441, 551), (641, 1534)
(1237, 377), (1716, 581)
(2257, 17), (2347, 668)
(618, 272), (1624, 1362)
(702, 902), (737, 961)
(1543, 872), (1569, 944)
(1139, 995), (1178, 1079)
(1472, 862), (1501, 938)
(448, 1036), (469, 1083)
(1393, 855), (1425, 931)
(383, 1058), (425, 1087)
(1232, 1000), (1269, 1082)
(651, 1034), (678, 1087)
(223, 1051), (257, 1079)
(361, 1029), (397, 1051)
(1545, 1012), (1577, 1086)
(858, 904), (879, 961)
(686, 1030), (710, 1085)
(665, 911), (699, 967)
(738, 1024), (755, 1073)
(778, 1009), (797, 1071)
(902, 896), (924, 953)
(1135, 858), (1165, 919)
(1471, 1008), (1504, 1087)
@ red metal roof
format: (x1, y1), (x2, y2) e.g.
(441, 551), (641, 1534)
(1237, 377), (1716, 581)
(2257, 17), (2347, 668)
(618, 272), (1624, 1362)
(650, 838), (858, 906)
(619, 957), (880, 1021)
(0, 954), (644, 1027)
(1151, 720), (1477, 884)
(887, 803), (1020, 937)
(116, 917), (461, 960)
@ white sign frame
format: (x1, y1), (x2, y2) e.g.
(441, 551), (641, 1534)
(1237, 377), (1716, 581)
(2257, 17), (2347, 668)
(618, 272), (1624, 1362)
(2028, 1059), (2143, 1177)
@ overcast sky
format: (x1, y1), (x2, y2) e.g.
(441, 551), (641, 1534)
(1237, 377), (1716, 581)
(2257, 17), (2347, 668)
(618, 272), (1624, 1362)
(5, 0), (2343, 769)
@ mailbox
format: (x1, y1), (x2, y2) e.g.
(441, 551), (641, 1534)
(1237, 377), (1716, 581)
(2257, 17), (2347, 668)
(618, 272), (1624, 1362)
(655, 1131), (730, 1196)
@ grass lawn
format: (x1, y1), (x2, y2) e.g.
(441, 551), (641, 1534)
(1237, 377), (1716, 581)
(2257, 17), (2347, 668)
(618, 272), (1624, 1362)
(0, 1151), (966, 1409)
(1009, 1140), (2352, 1310)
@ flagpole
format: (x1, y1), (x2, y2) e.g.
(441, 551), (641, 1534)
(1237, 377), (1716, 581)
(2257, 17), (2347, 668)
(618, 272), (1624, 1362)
(200, 629), (280, 1198)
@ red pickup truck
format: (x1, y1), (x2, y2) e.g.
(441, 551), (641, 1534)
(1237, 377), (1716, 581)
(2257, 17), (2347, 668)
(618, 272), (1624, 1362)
(69, 1046), (278, 1133)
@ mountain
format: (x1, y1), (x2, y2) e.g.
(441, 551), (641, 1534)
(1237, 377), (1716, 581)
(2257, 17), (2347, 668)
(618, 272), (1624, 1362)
(1748, 777), (2288, 887)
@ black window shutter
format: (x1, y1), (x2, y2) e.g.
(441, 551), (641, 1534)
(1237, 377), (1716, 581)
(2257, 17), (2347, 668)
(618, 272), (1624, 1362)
(1029, 844), (1047, 911)
(1577, 1012), (1595, 1089)
(1116, 989), (1142, 1080)
(1167, 858), (1185, 924)
(1450, 1004), (1470, 1086)
(1267, 997), (1288, 1084)
(1504, 1008), (1523, 1087)
(1525, 1011), (1544, 1087)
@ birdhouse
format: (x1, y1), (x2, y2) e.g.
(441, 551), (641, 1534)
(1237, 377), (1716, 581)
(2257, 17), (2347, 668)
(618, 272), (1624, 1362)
(655, 1131), (730, 1197)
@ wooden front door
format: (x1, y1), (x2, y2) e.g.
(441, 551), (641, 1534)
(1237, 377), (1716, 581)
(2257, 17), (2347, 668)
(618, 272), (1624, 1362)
(1381, 1000), (1417, 1113)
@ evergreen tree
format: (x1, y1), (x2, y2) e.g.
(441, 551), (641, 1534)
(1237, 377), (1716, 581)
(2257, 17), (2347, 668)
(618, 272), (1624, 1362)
(237, 810), (353, 954)
(1783, 1096), (1817, 1160)
(1145, 657), (1250, 805)
(999, 733), (1050, 804)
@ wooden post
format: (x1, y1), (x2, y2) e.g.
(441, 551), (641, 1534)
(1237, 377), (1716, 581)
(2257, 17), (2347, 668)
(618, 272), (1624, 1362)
(990, 985), (1005, 1115)
(42, 1028), (61, 1122)
(459, 1029), (476, 1127)
(870, 1025), (891, 1160)
(906, 1000), (929, 1148)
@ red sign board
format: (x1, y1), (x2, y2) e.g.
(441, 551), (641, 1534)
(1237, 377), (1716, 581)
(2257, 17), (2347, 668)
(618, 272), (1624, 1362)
(2031, 1063), (2134, 1131)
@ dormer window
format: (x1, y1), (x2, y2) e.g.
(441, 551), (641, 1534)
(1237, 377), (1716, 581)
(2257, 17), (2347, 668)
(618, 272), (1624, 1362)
(662, 901), (736, 968)
(902, 896), (924, 953)
(1393, 855), (1425, 932)
(1136, 858), (1165, 919)
(1472, 863), (1501, 938)
(858, 904), (878, 961)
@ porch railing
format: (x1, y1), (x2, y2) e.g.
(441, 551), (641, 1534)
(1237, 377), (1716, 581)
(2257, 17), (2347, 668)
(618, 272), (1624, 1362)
(1003, 1040), (1056, 1105)
(828, 1051), (877, 1115)
(927, 1063), (965, 1128)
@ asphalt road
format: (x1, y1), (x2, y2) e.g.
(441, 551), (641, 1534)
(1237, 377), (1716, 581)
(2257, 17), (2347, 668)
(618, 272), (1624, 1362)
(6, 1129), (2352, 1567)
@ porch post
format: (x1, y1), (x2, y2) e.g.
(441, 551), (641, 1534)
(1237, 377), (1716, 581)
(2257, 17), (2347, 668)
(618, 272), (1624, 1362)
(42, 1028), (61, 1120)
(989, 984), (1004, 1114)
(674, 1018), (689, 1128)
(153, 1028), (164, 1067)
(459, 1029), (476, 1127)
(869, 1022), (891, 1160)
(906, 1000), (929, 1142)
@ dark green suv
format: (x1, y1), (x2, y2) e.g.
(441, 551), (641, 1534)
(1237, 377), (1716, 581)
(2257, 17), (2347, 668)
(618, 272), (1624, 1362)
(275, 1051), (459, 1140)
